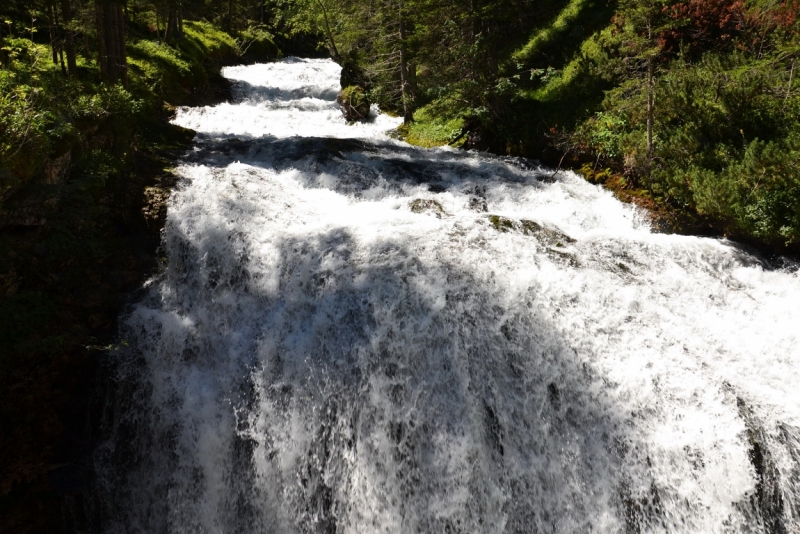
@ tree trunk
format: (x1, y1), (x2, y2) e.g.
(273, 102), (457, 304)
(646, 55), (654, 162)
(165, 9), (176, 42)
(228, 0), (233, 32)
(59, 46), (66, 75)
(645, 21), (655, 175)
(49, 8), (59, 65)
(61, 0), (77, 75)
(51, 6), (67, 75)
(96, 3), (107, 79)
(645, 52), (655, 194)
(408, 60), (417, 102)
(117, 3), (128, 88)
(785, 59), (795, 110)
(165, 3), (183, 43)
(314, 0), (340, 60)
(0, 22), (7, 67)
(96, 1), (128, 87)
(399, 4), (413, 123)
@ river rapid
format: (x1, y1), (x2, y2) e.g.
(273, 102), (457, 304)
(95, 58), (800, 533)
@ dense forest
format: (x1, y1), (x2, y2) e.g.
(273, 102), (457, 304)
(1, 0), (799, 530)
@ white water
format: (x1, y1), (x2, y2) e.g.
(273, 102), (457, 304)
(97, 58), (800, 533)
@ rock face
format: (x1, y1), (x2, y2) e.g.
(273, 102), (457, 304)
(337, 85), (371, 121)
(43, 151), (71, 185)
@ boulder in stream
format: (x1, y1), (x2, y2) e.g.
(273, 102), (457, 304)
(337, 85), (371, 121)
(410, 198), (446, 218)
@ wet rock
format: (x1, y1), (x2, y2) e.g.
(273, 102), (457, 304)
(488, 215), (576, 245)
(734, 396), (787, 533)
(488, 215), (515, 232)
(142, 186), (170, 229)
(463, 184), (488, 212)
(464, 128), (490, 152)
(336, 85), (370, 122)
(486, 215), (579, 266)
(468, 196), (488, 212)
(410, 198), (446, 218)
(519, 219), (576, 247)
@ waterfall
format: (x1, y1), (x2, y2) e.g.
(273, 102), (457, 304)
(95, 58), (800, 533)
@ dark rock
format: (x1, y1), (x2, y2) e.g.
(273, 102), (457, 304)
(336, 86), (371, 122)
(339, 55), (370, 91)
(409, 198), (446, 218)
(43, 151), (71, 185)
(734, 395), (788, 533)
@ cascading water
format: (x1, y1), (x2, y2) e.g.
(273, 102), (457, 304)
(95, 58), (800, 533)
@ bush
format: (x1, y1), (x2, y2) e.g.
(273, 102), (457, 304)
(0, 78), (51, 196)
(237, 25), (281, 61)
(181, 20), (238, 66)
(573, 49), (800, 248)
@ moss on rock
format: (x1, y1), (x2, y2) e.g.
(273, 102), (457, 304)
(410, 198), (446, 218)
(337, 85), (371, 121)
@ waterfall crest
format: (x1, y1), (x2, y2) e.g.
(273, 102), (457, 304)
(96, 58), (800, 533)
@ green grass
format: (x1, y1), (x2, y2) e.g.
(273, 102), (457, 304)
(181, 21), (238, 64)
(402, 104), (466, 148)
(512, 0), (594, 66)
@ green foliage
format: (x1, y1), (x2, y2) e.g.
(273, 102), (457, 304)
(579, 111), (627, 159)
(511, 0), (594, 67)
(127, 21), (238, 102)
(403, 103), (466, 148)
(128, 39), (203, 98)
(237, 24), (281, 60)
(0, 0), (286, 510)
(573, 45), (800, 245)
(339, 84), (369, 107)
(0, 17), (247, 379)
(181, 20), (238, 64)
(0, 76), (51, 194)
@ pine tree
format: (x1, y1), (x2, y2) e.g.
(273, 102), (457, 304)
(95, 0), (127, 87)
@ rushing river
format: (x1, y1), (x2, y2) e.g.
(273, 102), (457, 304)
(95, 58), (800, 533)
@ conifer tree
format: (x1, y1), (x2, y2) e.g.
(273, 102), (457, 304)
(95, 0), (127, 87)
(612, 0), (671, 182)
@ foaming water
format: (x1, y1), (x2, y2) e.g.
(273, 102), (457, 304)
(96, 58), (800, 533)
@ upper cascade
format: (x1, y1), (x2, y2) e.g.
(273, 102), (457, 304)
(172, 58), (402, 140)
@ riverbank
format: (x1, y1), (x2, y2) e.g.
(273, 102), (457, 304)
(0, 21), (281, 532)
(395, 115), (800, 262)
(307, 0), (800, 259)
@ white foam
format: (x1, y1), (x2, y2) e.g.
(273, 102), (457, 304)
(98, 58), (800, 533)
